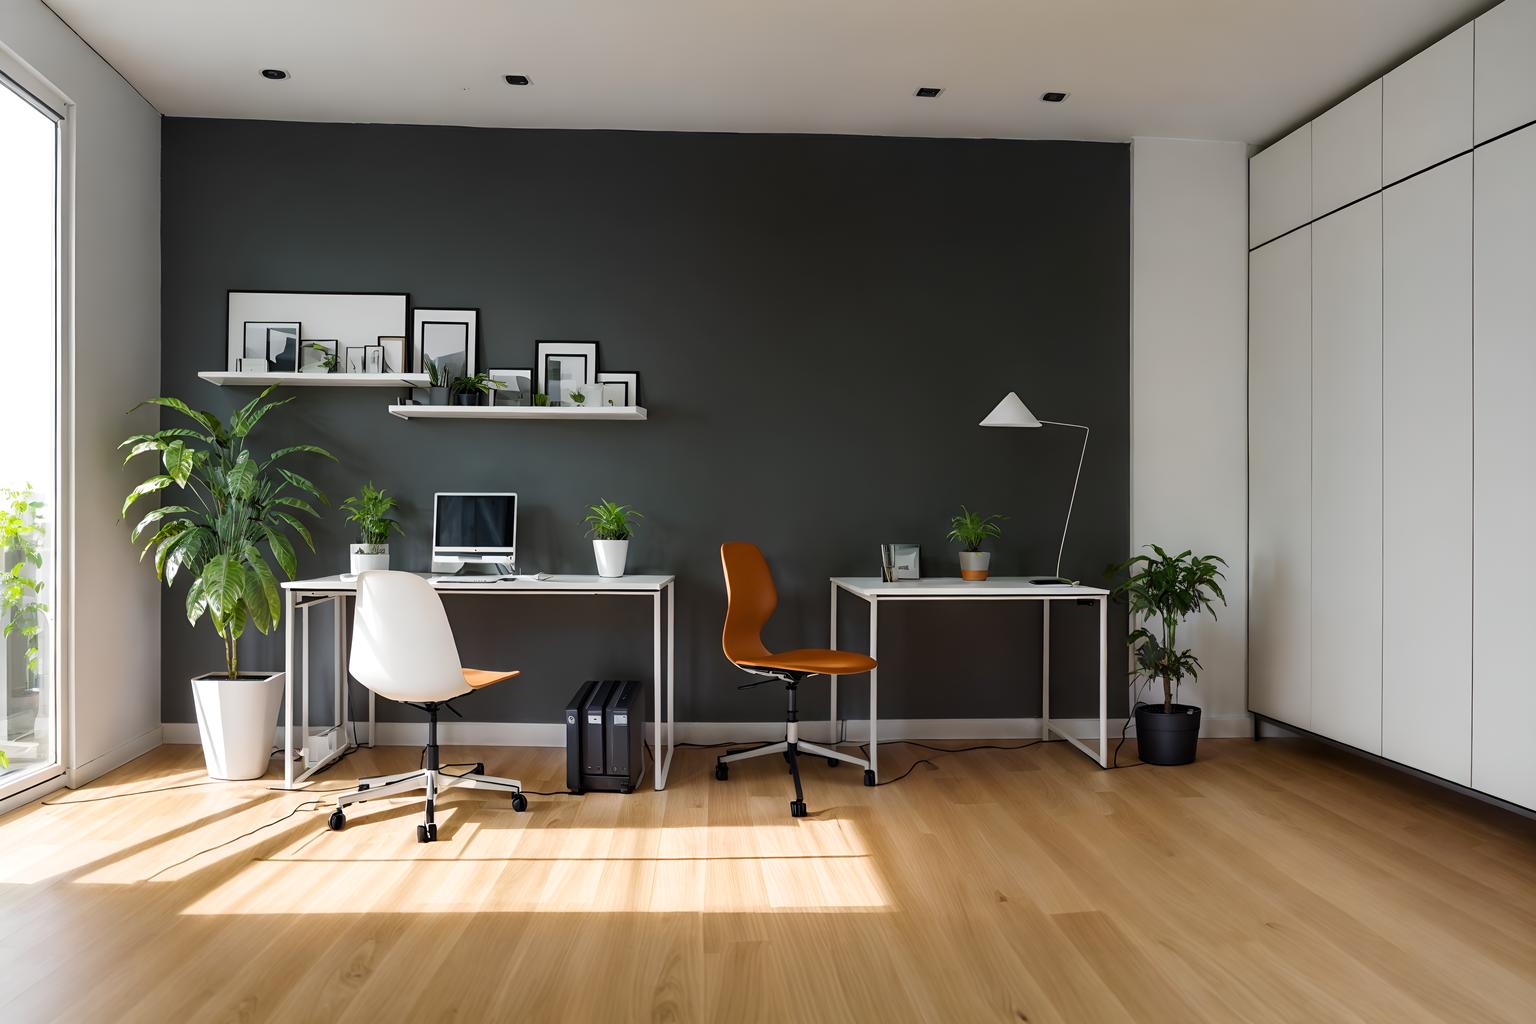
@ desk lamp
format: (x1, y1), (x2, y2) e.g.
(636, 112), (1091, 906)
(979, 392), (1089, 585)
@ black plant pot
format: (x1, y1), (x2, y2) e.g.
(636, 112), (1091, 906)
(453, 393), (479, 406)
(1134, 702), (1201, 765)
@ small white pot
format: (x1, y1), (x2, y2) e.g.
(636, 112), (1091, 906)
(593, 538), (629, 578)
(350, 543), (390, 575)
(191, 671), (285, 780)
(959, 550), (992, 581)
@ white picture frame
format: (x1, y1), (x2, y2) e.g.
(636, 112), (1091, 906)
(536, 340), (598, 405)
(413, 308), (477, 380)
(596, 371), (639, 407)
(227, 292), (406, 372)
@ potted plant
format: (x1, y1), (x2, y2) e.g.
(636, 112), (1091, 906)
(303, 342), (338, 373)
(947, 506), (1005, 581)
(568, 385), (589, 408)
(1107, 544), (1227, 765)
(532, 392), (550, 407)
(121, 387), (333, 780)
(449, 372), (503, 406)
(340, 482), (402, 575)
(1, 486), (48, 738)
(583, 499), (641, 578)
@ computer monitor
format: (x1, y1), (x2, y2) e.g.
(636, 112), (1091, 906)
(432, 492), (517, 569)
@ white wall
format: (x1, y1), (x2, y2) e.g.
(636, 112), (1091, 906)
(0, 0), (162, 784)
(1129, 137), (1250, 734)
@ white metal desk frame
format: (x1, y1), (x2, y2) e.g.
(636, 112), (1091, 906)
(828, 577), (1111, 779)
(278, 574), (676, 790)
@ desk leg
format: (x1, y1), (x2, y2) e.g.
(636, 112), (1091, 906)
(1098, 595), (1108, 767)
(828, 582), (838, 745)
(868, 598), (878, 782)
(1041, 601), (1052, 742)
(654, 586), (675, 790)
(666, 580), (675, 786)
(301, 603), (310, 767)
(284, 588), (295, 789)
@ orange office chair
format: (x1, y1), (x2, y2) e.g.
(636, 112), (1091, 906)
(715, 542), (877, 817)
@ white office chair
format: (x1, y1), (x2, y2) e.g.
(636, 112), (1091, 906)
(325, 570), (528, 843)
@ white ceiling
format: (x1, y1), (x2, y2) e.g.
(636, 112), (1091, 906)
(45, 0), (1491, 144)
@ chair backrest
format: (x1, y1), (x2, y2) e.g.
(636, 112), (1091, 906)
(720, 542), (777, 666)
(349, 571), (466, 703)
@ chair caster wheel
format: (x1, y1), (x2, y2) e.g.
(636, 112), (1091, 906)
(827, 757), (839, 768)
(863, 770), (877, 787)
(511, 793), (528, 812)
(417, 823), (437, 843)
(327, 809), (346, 831)
(357, 782), (369, 792)
(790, 800), (807, 818)
(472, 762), (485, 775)
(714, 762), (729, 781)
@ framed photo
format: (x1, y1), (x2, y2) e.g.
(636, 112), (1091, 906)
(489, 368), (534, 407)
(376, 335), (406, 374)
(344, 346), (367, 373)
(243, 321), (300, 368)
(363, 344), (384, 374)
(227, 292), (406, 371)
(413, 308), (477, 379)
(880, 544), (920, 581)
(266, 325), (300, 372)
(596, 371), (639, 407)
(300, 339), (336, 373)
(536, 341), (598, 405)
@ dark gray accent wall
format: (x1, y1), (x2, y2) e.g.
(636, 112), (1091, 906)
(159, 118), (1130, 726)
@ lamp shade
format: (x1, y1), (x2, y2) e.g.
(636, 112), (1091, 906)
(979, 392), (1042, 428)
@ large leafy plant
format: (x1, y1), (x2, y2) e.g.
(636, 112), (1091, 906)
(946, 506), (1005, 552)
(583, 499), (641, 541)
(120, 387), (334, 679)
(1108, 545), (1227, 712)
(0, 486), (47, 685)
(341, 482), (402, 550)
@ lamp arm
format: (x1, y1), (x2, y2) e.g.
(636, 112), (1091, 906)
(1039, 421), (1089, 579)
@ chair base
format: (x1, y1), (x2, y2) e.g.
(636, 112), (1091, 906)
(327, 766), (527, 842)
(715, 703), (873, 817)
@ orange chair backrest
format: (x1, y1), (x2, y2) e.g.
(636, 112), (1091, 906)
(720, 542), (777, 665)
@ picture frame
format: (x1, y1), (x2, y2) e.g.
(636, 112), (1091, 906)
(880, 544), (921, 581)
(412, 308), (477, 379)
(344, 346), (367, 373)
(536, 340), (598, 406)
(489, 368), (534, 407)
(266, 325), (300, 372)
(376, 335), (406, 374)
(300, 338), (337, 373)
(596, 371), (639, 407)
(243, 321), (300, 369)
(363, 344), (384, 374)
(227, 292), (406, 372)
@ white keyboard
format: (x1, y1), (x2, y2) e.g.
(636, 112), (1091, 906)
(429, 574), (510, 584)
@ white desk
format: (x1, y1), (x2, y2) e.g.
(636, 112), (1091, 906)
(278, 573), (676, 790)
(829, 577), (1111, 777)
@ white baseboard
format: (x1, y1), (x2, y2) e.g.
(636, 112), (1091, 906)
(160, 713), (1255, 749)
(69, 724), (163, 787)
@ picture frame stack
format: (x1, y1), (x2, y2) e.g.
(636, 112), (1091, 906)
(226, 291), (409, 377)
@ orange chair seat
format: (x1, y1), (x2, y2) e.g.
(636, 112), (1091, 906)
(463, 668), (521, 690)
(736, 649), (876, 676)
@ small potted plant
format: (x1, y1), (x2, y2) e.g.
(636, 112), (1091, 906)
(419, 360), (450, 405)
(532, 392), (550, 407)
(449, 372), (503, 406)
(1107, 544), (1227, 765)
(341, 482), (402, 575)
(947, 506), (1005, 581)
(584, 499), (641, 577)
(303, 342), (338, 373)
(568, 385), (589, 408)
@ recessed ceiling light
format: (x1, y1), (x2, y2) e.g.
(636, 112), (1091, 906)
(260, 69), (289, 81)
(504, 74), (531, 86)
(1041, 91), (1069, 103)
(914, 86), (943, 98)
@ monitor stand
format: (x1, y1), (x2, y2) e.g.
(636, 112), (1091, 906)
(431, 560), (514, 582)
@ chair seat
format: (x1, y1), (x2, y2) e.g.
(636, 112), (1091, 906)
(462, 668), (521, 690)
(737, 649), (876, 676)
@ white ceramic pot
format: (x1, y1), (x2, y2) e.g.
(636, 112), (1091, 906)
(959, 550), (992, 581)
(190, 671), (285, 780)
(593, 539), (629, 578)
(350, 543), (390, 575)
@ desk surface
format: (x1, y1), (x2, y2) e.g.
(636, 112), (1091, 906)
(283, 572), (674, 593)
(832, 576), (1109, 598)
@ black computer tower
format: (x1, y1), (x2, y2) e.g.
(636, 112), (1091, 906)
(566, 680), (646, 793)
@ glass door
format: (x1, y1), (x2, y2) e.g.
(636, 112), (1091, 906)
(0, 62), (63, 800)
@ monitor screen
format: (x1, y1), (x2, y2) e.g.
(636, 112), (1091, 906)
(433, 493), (517, 559)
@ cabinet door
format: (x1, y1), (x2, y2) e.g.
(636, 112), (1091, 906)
(1382, 156), (1472, 784)
(1473, 126), (1536, 810)
(1312, 81), (1382, 218)
(1249, 228), (1311, 727)
(1250, 123), (1310, 247)
(1311, 196), (1383, 754)
(1475, 0), (1536, 143)
(1383, 24), (1473, 183)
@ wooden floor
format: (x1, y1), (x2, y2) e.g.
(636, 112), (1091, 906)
(2, 736), (1534, 1023)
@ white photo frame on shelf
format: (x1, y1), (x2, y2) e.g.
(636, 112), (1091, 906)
(536, 340), (598, 406)
(413, 308), (477, 381)
(489, 368), (534, 406)
(227, 292), (406, 372)
(596, 371), (639, 407)
(376, 335), (406, 374)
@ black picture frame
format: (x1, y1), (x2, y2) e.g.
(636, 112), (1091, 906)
(412, 308), (478, 376)
(243, 320), (300, 363)
(266, 325), (300, 372)
(419, 322), (469, 381)
(597, 371), (640, 407)
(344, 346), (367, 373)
(536, 340), (599, 405)
(363, 344), (384, 374)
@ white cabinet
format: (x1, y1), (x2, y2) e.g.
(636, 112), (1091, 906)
(1312, 81), (1382, 218)
(1383, 24), (1472, 183)
(1310, 196), (1383, 754)
(1248, 228), (1312, 728)
(1382, 156), (1472, 784)
(1250, 123), (1310, 247)
(1475, 0), (1536, 143)
(1473, 126), (1536, 810)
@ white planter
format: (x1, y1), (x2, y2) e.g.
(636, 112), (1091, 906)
(959, 550), (992, 581)
(350, 543), (390, 575)
(593, 538), (629, 578)
(190, 671), (284, 780)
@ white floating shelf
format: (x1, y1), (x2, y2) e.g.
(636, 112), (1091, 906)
(199, 371), (428, 388)
(388, 404), (648, 421)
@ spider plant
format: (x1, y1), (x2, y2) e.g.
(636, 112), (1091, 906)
(946, 506), (1006, 552)
(583, 499), (642, 541)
